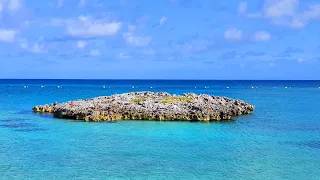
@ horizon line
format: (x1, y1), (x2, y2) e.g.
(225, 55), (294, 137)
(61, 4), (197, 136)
(0, 79), (319, 81)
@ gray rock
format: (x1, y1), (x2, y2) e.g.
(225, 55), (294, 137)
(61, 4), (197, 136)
(32, 91), (254, 122)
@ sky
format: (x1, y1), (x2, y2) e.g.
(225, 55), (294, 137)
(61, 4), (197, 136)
(0, 0), (319, 79)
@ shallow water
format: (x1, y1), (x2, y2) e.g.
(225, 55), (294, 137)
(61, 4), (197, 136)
(0, 80), (319, 180)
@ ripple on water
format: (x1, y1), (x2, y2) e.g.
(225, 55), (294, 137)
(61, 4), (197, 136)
(16, 110), (33, 115)
(0, 122), (46, 132)
(297, 141), (320, 149)
(0, 122), (34, 128)
(33, 113), (54, 119)
(0, 118), (30, 122)
(14, 128), (46, 132)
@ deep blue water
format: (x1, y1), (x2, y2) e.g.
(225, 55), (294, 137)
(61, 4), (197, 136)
(0, 80), (320, 180)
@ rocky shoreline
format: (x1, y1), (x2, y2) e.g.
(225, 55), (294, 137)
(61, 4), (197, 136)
(32, 92), (254, 122)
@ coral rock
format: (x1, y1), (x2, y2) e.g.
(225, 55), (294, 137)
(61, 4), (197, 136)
(32, 92), (254, 122)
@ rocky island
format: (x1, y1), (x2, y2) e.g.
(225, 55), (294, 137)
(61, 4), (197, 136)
(32, 92), (254, 122)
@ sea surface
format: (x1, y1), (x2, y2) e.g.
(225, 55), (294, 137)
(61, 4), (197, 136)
(0, 80), (319, 180)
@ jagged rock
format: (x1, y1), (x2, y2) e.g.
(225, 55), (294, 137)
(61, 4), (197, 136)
(32, 92), (254, 122)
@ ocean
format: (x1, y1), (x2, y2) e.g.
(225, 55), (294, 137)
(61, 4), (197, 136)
(0, 80), (319, 180)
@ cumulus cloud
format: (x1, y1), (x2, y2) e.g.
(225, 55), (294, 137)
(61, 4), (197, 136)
(31, 43), (47, 54)
(123, 32), (152, 47)
(224, 28), (243, 41)
(89, 49), (100, 56)
(290, 4), (320, 28)
(77, 40), (87, 49)
(19, 39), (47, 54)
(160, 16), (167, 25)
(248, 0), (320, 28)
(67, 22), (121, 37)
(0, 0), (21, 13)
(264, 0), (298, 18)
(53, 16), (122, 38)
(0, 29), (17, 42)
(238, 2), (247, 14)
(252, 31), (271, 42)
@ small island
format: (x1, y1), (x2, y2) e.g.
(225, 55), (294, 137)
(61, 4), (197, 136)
(32, 92), (254, 122)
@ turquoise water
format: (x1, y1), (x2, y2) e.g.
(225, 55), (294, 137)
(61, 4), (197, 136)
(0, 80), (319, 180)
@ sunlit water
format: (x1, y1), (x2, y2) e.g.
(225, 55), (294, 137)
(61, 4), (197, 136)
(0, 80), (319, 180)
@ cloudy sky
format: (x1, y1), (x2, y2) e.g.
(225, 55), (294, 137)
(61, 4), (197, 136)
(0, 0), (319, 79)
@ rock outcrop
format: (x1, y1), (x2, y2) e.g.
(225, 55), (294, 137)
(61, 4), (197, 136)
(32, 92), (254, 122)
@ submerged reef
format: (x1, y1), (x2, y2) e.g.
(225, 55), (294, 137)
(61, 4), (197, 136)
(32, 92), (254, 122)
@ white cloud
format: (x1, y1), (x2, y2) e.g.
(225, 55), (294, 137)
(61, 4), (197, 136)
(19, 39), (47, 54)
(118, 53), (131, 59)
(67, 22), (121, 37)
(19, 39), (27, 48)
(182, 43), (208, 53)
(247, 0), (298, 18)
(290, 4), (320, 28)
(264, 0), (298, 18)
(252, 31), (271, 42)
(123, 32), (152, 47)
(0, 0), (21, 14)
(224, 28), (243, 41)
(248, 0), (320, 28)
(238, 2), (247, 14)
(31, 43), (47, 54)
(160, 16), (167, 25)
(0, 29), (16, 42)
(8, 0), (21, 12)
(77, 40), (87, 49)
(53, 16), (122, 38)
(89, 50), (100, 56)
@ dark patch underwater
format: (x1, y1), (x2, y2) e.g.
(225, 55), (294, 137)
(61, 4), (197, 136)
(0, 122), (34, 128)
(14, 128), (46, 132)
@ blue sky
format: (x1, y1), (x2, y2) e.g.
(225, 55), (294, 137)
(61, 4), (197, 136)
(0, 0), (319, 79)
